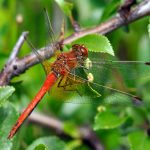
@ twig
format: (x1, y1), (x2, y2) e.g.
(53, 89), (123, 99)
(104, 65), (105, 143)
(0, 0), (149, 85)
(118, 0), (137, 19)
(69, 15), (81, 32)
(28, 111), (104, 150)
(8, 32), (29, 63)
(79, 126), (104, 150)
(0, 31), (28, 85)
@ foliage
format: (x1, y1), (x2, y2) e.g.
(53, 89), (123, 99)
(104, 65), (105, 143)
(54, 0), (73, 17)
(0, 103), (18, 150)
(26, 136), (66, 150)
(0, 86), (15, 107)
(128, 131), (150, 150)
(94, 107), (127, 130)
(148, 18), (150, 38)
(0, 0), (150, 150)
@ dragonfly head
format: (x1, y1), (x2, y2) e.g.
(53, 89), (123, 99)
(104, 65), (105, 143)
(72, 44), (88, 60)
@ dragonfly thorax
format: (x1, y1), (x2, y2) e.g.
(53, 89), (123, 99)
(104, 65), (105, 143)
(51, 44), (88, 77)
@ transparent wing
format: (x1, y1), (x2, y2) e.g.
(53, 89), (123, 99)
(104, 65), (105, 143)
(42, 8), (59, 75)
(24, 36), (53, 75)
(48, 68), (146, 108)
(24, 8), (61, 76)
(43, 8), (58, 51)
(85, 53), (150, 89)
(51, 54), (150, 107)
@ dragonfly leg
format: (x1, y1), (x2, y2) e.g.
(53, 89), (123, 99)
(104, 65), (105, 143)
(57, 76), (64, 88)
(58, 76), (75, 89)
(57, 76), (74, 89)
(57, 75), (84, 96)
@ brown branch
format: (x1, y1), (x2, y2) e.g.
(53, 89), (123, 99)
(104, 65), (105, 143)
(69, 15), (81, 32)
(28, 111), (104, 150)
(0, 32), (28, 85)
(7, 32), (29, 63)
(0, 0), (149, 85)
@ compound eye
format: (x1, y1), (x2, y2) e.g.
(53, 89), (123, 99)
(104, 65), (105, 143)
(80, 47), (88, 58)
(72, 44), (88, 59)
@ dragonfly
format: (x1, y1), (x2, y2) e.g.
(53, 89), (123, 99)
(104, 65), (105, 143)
(8, 10), (150, 139)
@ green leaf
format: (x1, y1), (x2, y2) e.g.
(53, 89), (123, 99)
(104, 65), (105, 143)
(101, 0), (121, 21)
(72, 34), (114, 56)
(34, 144), (49, 150)
(128, 131), (150, 150)
(0, 103), (18, 150)
(0, 86), (15, 107)
(93, 108), (127, 130)
(26, 136), (67, 150)
(66, 140), (82, 150)
(54, 0), (73, 17)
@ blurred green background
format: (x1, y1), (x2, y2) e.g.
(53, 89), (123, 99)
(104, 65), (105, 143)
(0, 0), (150, 150)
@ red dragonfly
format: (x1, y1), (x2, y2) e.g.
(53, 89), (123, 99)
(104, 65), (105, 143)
(8, 10), (150, 139)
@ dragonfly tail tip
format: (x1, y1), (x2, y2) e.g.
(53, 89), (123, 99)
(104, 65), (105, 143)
(7, 133), (13, 140)
(7, 127), (17, 140)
